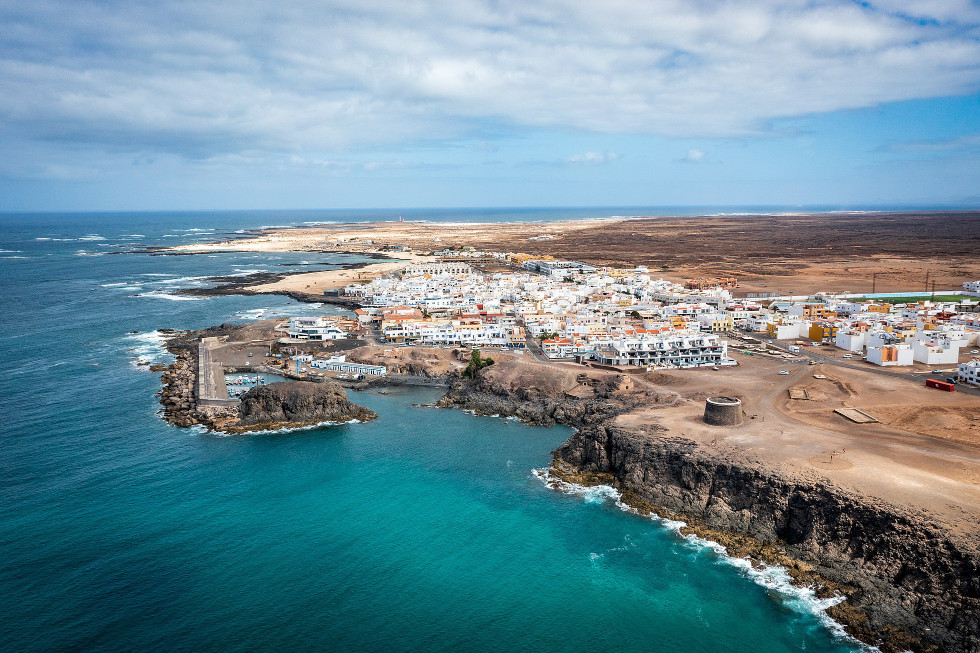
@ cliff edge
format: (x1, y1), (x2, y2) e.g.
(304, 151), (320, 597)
(437, 361), (980, 653)
(552, 423), (980, 653)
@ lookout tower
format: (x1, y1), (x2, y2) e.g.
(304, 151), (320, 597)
(703, 396), (743, 426)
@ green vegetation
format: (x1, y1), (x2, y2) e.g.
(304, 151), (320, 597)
(462, 349), (495, 379)
(852, 294), (970, 304)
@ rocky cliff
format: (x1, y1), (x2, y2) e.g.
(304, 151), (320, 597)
(233, 380), (377, 432)
(437, 366), (980, 652)
(552, 423), (980, 653)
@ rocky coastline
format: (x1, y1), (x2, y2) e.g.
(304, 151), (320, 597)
(439, 369), (980, 653)
(156, 331), (375, 434)
(152, 307), (979, 651)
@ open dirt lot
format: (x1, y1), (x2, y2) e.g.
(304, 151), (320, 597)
(616, 353), (980, 536)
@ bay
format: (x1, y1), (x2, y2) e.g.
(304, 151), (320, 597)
(0, 210), (863, 652)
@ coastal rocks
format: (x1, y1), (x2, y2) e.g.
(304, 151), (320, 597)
(232, 380), (377, 433)
(158, 349), (200, 427)
(437, 367), (665, 427)
(552, 424), (980, 653)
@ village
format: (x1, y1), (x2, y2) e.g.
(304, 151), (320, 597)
(258, 250), (980, 390)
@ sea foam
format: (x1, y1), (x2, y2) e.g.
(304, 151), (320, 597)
(531, 467), (877, 651)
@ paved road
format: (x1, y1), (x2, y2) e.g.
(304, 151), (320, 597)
(197, 338), (236, 404)
(523, 333), (550, 362)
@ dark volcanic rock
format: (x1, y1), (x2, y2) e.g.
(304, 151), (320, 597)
(237, 381), (376, 430)
(552, 424), (980, 653)
(436, 370), (669, 427)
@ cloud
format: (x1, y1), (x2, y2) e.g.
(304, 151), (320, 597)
(566, 151), (620, 165)
(882, 133), (980, 153)
(1, 0), (979, 166)
(680, 148), (705, 163)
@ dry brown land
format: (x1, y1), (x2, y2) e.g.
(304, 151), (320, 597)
(614, 353), (980, 537)
(171, 211), (980, 295)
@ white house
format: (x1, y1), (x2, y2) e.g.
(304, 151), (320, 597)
(958, 359), (980, 385)
(867, 344), (913, 366)
(912, 337), (960, 365)
(835, 329), (868, 353)
(593, 333), (730, 369)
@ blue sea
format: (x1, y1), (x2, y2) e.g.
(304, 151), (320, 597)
(1, 209), (867, 652)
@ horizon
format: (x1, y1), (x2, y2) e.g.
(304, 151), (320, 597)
(2, 201), (979, 218)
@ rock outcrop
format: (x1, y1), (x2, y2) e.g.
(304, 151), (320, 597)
(552, 423), (980, 653)
(437, 366), (677, 427)
(232, 380), (377, 432)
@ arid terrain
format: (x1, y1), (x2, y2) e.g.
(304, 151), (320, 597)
(170, 211), (980, 296)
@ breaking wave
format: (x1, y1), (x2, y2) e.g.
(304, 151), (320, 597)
(531, 467), (876, 651)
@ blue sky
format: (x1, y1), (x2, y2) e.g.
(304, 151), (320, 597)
(1, 0), (979, 211)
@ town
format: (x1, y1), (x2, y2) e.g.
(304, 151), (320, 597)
(269, 250), (980, 389)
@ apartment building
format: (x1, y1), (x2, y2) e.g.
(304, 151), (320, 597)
(593, 333), (729, 369)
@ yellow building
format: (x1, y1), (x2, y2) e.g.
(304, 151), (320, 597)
(808, 321), (840, 342)
(705, 315), (734, 332)
(803, 304), (836, 319)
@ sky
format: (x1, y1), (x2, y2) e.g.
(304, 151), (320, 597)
(1, 0), (979, 211)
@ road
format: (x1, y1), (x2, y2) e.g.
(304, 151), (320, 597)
(759, 336), (980, 396)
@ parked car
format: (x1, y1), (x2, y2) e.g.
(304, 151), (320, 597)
(933, 369), (943, 373)
(779, 370), (789, 375)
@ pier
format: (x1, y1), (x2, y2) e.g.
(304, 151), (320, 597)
(197, 337), (239, 407)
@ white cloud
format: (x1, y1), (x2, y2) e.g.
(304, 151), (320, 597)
(0, 0), (978, 162)
(681, 149), (705, 163)
(566, 151), (620, 165)
(885, 133), (980, 152)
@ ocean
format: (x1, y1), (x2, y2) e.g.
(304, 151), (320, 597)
(0, 209), (866, 652)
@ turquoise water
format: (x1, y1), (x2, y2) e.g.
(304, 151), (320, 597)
(0, 211), (863, 652)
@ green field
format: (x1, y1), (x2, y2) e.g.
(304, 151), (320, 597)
(851, 294), (971, 304)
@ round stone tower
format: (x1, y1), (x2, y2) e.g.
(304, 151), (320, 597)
(703, 396), (743, 426)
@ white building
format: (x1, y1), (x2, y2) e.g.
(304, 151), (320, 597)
(867, 344), (913, 366)
(285, 317), (348, 341)
(593, 333), (730, 369)
(401, 262), (473, 276)
(768, 321), (808, 340)
(958, 359), (980, 385)
(835, 329), (868, 353)
(963, 280), (980, 295)
(912, 338), (961, 365)
(311, 355), (387, 376)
